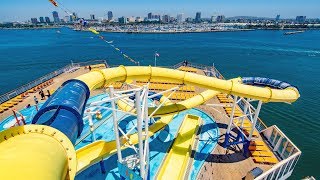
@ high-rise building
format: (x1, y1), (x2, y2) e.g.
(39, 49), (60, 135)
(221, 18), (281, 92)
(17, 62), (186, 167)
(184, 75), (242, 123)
(39, 17), (45, 23)
(118, 16), (127, 24)
(216, 15), (225, 23)
(64, 16), (70, 23)
(135, 17), (143, 22)
(186, 17), (193, 23)
(31, 18), (38, 24)
(45, 17), (51, 23)
(52, 11), (60, 23)
(90, 14), (95, 20)
(162, 15), (170, 23)
(177, 13), (184, 23)
(211, 16), (217, 23)
(148, 12), (152, 19)
(127, 16), (135, 23)
(276, 15), (280, 22)
(195, 12), (201, 23)
(296, 16), (306, 24)
(107, 11), (113, 21)
(72, 12), (78, 21)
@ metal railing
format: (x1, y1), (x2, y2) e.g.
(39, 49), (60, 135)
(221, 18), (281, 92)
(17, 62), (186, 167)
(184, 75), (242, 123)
(0, 59), (109, 104)
(0, 64), (75, 104)
(256, 125), (301, 180)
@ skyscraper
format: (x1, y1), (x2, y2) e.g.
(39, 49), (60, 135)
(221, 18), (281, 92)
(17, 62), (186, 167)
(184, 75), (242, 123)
(90, 14), (95, 20)
(148, 13), (152, 19)
(162, 15), (170, 23)
(177, 13), (184, 23)
(45, 17), (51, 23)
(107, 11), (113, 21)
(216, 15), (225, 23)
(39, 17), (45, 23)
(52, 11), (60, 23)
(276, 15), (280, 22)
(296, 16), (306, 24)
(31, 18), (38, 24)
(118, 16), (127, 24)
(195, 12), (201, 23)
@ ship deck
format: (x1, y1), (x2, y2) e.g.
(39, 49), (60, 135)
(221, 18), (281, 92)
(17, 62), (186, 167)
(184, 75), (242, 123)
(0, 64), (295, 179)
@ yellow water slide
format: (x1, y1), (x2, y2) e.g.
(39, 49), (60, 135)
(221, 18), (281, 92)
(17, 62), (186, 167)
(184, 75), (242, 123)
(0, 66), (300, 180)
(76, 66), (299, 103)
(157, 114), (201, 180)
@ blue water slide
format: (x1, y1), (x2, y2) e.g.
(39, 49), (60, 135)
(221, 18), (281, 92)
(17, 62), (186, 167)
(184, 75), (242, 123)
(242, 77), (295, 89)
(32, 79), (90, 144)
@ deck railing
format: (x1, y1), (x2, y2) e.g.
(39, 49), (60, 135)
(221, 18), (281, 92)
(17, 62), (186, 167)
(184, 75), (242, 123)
(0, 64), (75, 104)
(255, 125), (301, 180)
(0, 59), (109, 104)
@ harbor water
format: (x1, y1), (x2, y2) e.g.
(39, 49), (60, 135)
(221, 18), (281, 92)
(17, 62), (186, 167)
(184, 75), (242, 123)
(0, 28), (319, 178)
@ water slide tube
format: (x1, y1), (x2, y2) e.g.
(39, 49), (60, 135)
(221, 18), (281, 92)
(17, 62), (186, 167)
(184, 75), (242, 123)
(0, 66), (300, 179)
(76, 66), (299, 103)
(0, 80), (90, 180)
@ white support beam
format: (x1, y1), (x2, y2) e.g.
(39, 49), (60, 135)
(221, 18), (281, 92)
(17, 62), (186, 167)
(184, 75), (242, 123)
(135, 91), (145, 178)
(109, 86), (123, 162)
(226, 95), (238, 134)
(249, 100), (262, 140)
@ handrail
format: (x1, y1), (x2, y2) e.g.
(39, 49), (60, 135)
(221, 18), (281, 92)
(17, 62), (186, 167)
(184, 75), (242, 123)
(0, 64), (74, 104)
(0, 59), (109, 104)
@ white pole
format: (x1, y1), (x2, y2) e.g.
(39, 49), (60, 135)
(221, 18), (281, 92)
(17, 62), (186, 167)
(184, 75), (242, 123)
(226, 96), (238, 134)
(109, 86), (122, 162)
(135, 90), (145, 178)
(249, 100), (262, 140)
(143, 85), (149, 179)
(154, 53), (157, 67)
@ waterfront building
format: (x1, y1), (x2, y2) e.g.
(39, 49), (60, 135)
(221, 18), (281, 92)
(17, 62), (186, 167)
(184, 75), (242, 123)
(31, 18), (38, 24)
(45, 17), (51, 23)
(195, 12), (201, 23)
(90, 14), (95, 20)
(162, 15), (170, 23)
(52, 11), (60, 23)
(127, 16), (135, 23)
(72, 12), (78, 21)
(296, 16), (306, 24)
(177, 13), (184, 23)
(186, 17), (194, 23)
(276, 15), (280, 22)
(107, 11), (113, 21)
(216, 15), (225, 23)
(39, 17), (45, 23)
(135, 17), (143, 22)
(64, 16), (70, 23)
(118, 16), (127, 24)
(211, 15), (217, 23)
(148, 12), (152, 19)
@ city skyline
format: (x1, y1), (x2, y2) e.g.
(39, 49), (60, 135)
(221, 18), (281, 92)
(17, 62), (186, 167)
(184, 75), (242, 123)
(1, 0), (320, 22)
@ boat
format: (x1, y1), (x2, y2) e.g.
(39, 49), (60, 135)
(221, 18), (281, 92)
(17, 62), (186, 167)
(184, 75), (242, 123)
(284, 30), (305, 35)
(0, 60), (302, 180)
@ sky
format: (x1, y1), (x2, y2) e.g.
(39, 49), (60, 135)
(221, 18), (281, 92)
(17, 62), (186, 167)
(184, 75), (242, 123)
(0, 0), (320, 22)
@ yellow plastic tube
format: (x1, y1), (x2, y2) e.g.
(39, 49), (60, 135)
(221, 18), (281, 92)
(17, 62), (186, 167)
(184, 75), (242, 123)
(76, 66), (300, 103)
(0, 125), (77, 180)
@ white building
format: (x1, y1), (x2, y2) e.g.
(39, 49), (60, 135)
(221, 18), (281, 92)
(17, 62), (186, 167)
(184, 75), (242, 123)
(177, 13), (184, 23)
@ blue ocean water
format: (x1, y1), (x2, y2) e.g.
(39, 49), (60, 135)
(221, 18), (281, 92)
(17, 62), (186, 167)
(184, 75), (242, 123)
(0, 28), (319, 178)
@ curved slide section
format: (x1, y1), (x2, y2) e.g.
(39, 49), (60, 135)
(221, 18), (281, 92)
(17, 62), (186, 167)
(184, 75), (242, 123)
(0, 125), (77, 180)
(0, 80), (90, 180)
(76, 66), (299, 103)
